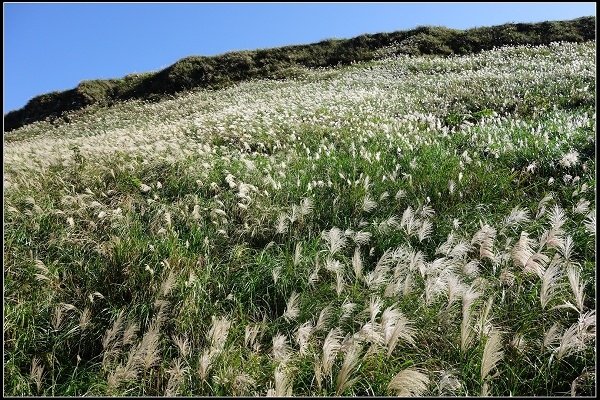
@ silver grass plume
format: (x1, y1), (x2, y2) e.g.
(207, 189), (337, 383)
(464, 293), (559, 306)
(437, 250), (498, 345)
(272, 333), (291, 364)
(322, 227), (347, 255)
(388, 367), (430, 396)
(282, 292), (300, 322)
(540, 256), (563, 310)
(295, 321), (313, 355)
(471, 224), (496, 262)
(480, 329), (504, 389)
(322, 327), (344, 377)
(335, 341), (363, 395)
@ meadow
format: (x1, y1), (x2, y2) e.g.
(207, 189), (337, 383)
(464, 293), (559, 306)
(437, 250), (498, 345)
(3, 40), (596, 396)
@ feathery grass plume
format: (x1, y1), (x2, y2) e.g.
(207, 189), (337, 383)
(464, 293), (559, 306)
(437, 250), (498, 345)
(401, 206), (418, 236)
(538, 227), (564, 252)
(462, 260), (480, 277)
(245, 323), (261, 351)
(299, 197), (314, 217)
(79, 307), (92, 331)
(198, 349), (215, 381)
(272, 333), (292, 364)
(377, 215), (400, 234)
(165, 357), (187, 396)
(352, 247), (364, 283)
(274, 364), (293, 396)
(540, 257), (563, 310)
(480, 329), (504, 387)
(566, 264), (586, 313)
(476, 297), (495, 339)
(208, 315), (231, 351)
(172, 334), (190, 358)
(555, 323), (583, 360)
(535, 193), (554, 219)
(502, 206), (530, 230)
(548, 205), (566, 231)
(362, 195), (377, 213)
(543, 323), (562, 349)
(335, 269), (346, 296)
(365, 295), (384, 323)
(322, 327), (343, 377)
(30, 357), (44, 394)
(134, 320), (162, 371)
(107, 363), (138, 393)
(471, 223), (496, 262)
(461, 287), (480, 353)
(336, 341), (363, 395)
(314, 355), (323, 391)
(322, 227), (347, 255)
(559, 235), (575, 263)
(295, 321), (314, 355)
(160, 269), (176, 298)
(366, 249), (394, 289)
(387, 367), (430, 396)
(418, 219), (433, 242)
(102, 310), (126, 368)
(512, 231), (548, 277)
(353, 230), (372, 246)
(232, 372), (256, 396)
(315, 305), (333, 332)
(275, 212), (289, 234)
(122, 320), (139, 347)
(283, 292), (300, 322)
(559, 150), (579, 168)
(385, 313), (416, 355)
(510, 333), (527, 354)
(293, 242), (302, 266)
(583, 210), (595, 236)
(340, 300), (357, 322)
(573, 198), (590, 215)
(449, 241), (472, 260)
(436, 232), (456, 256)
(445, 273), (466, 310)
(419, 203), (435, 218)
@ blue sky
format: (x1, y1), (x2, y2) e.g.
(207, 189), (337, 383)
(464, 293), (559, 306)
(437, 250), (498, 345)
(3, 2), (596, 114)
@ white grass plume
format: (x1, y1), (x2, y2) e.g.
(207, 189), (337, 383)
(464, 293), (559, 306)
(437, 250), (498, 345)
(274, 364), (294, 396)
(502, 206), (530, 230)
(461, 286), (480, 353)
(471, 224), (496, 262)
(352, 247), (363, 282)
(362, 195), (377, 213)
(480, 330), (503, 384)
(335, 341), (363, 395)
(387, 367), (430, 396)
(322, 227), (347, 255)
(293, 242), (303, 266)
(418, 219), (433, 242)
(566, 264), (586, 313)
(322, 327), (343, 377)
(283, 292), (300, 322)
(540, 257), (563, 310)
(315, 305), (333, 332)
(272, 333), (291, 364)
(295, 321), (313, 355)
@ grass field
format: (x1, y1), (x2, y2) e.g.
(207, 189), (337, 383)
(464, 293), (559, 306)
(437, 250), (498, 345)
(3, 40), (596, 396)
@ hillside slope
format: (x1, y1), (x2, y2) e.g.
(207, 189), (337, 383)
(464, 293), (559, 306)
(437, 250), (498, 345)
(3, 16), (595, 132)
(3, 40), (596, 396)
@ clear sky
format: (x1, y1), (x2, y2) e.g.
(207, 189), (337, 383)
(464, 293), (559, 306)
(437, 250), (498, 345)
(3, 2), (596, 114)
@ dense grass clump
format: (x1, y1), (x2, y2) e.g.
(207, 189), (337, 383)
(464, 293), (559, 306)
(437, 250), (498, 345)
(3, 40), (596, 396)
(3, 16), (595, 132)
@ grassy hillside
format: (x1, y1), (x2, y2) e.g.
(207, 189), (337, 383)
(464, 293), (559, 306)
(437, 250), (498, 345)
(3, 16), (595, 132)
(3, 38), (596, 396)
